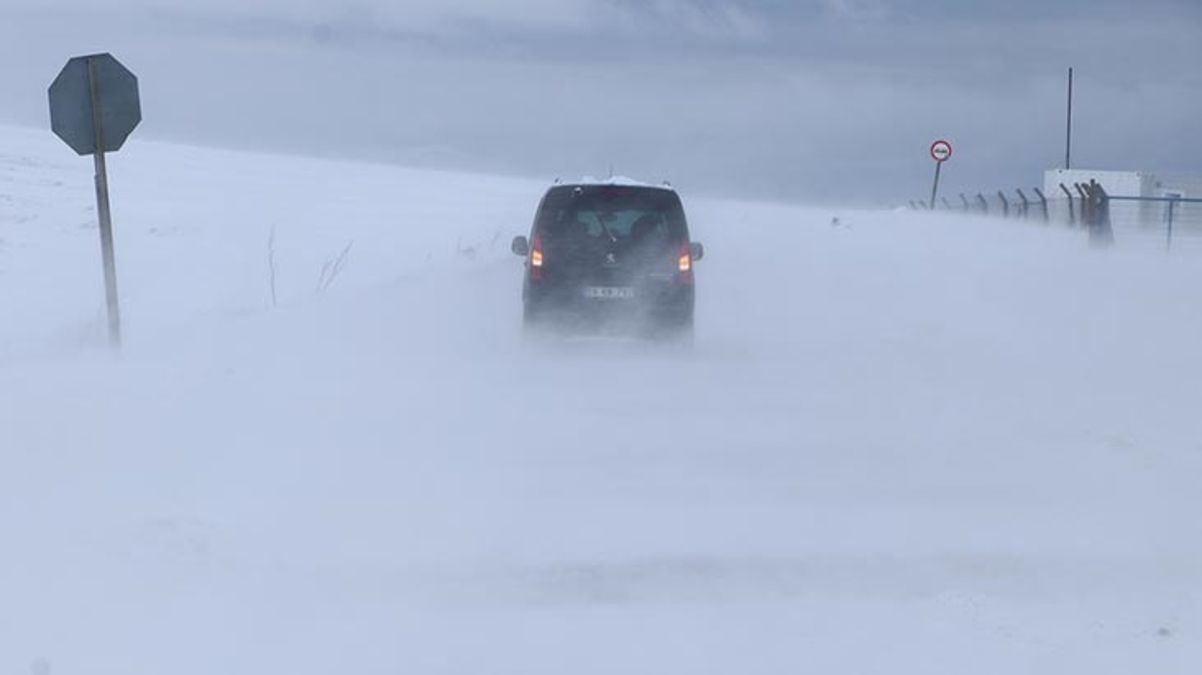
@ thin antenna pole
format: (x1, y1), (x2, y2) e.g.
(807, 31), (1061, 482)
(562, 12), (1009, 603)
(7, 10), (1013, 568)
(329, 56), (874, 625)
(1065, 67), (1074, 170)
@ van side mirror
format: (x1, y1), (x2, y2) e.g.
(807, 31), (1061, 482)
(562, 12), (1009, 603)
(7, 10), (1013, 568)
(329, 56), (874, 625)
(690, 242), (704, 262)
(511, 235), (529, 257)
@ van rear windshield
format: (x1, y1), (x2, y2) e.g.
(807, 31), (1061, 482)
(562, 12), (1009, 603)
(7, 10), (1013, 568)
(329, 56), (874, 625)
(535, 186), (688, 244)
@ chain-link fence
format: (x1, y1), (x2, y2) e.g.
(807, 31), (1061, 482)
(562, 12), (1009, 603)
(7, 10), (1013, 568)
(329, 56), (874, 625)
(911, 182), (1202, 252)
(1107, 195), (1202, 252)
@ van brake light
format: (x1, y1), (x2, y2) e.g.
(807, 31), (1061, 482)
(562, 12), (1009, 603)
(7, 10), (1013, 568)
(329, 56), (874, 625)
(530, 235), (544, 280)
(677, 248), (691, 273)
(675, 243), (693, 284)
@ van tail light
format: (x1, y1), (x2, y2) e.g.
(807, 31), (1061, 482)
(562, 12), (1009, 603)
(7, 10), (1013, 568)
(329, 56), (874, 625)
(675, 243), (693, 284)
(530, 235), (544, 281)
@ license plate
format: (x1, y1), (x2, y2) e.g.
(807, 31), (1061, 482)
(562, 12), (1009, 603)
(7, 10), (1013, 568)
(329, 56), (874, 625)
(583, 286), (635, 299)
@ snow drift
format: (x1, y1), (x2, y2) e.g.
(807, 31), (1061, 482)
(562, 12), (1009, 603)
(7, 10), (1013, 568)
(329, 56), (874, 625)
(1, 124), (1199, 674)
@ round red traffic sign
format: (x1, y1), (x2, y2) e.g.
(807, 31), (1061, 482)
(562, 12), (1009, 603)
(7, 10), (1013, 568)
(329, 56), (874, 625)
(930, 139), (953, 162)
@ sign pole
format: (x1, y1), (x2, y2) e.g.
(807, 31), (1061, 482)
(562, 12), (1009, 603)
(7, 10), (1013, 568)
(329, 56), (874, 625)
(927, 140), (952, 211)
(929, 160), (943, 211)
(86, 56), (122, 349)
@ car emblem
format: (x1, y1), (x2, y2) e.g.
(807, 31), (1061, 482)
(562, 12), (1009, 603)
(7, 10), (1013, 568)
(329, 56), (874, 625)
(605, 252), (617, 266)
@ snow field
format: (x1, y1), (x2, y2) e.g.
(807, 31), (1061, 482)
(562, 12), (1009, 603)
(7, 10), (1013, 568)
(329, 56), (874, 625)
(1, 124), (1200, 674)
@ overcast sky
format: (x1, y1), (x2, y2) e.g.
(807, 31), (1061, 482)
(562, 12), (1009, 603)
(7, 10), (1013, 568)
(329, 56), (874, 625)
(2, 0), (1199, 204)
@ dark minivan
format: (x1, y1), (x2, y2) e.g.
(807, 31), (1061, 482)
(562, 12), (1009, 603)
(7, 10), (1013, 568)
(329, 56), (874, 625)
(511, 181), (703, 337)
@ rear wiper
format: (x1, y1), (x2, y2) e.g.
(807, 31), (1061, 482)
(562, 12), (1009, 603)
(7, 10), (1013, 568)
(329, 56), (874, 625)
(593, 214), (618, 243)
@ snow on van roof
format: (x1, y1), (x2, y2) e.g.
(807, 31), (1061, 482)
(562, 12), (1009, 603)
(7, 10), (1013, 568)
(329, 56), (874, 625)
(556, 176), (676, 191)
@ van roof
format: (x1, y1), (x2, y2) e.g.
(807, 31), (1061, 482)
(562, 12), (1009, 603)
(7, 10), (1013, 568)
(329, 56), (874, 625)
(552, 176), (676, 192)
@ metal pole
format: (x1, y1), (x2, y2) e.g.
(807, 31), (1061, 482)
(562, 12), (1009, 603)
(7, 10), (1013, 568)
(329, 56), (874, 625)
(1060, 183), (1075, 225)
(87, 56), (122, 349)
(1088, 180), (1114, 247)
(929, 160), (943, 211)
(1163, 199), (1173, 254)
(1075, 183), (1090, 227)
(1033, 188), (1049, 223)
(1065, 67), (1074, 170)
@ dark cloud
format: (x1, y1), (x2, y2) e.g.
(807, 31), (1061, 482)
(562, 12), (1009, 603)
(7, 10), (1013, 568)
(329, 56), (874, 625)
(1, 1), (1198, 205)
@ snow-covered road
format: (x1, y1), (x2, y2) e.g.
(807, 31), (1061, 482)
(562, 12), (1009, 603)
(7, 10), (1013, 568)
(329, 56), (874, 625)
(2, 124), (1200, 674)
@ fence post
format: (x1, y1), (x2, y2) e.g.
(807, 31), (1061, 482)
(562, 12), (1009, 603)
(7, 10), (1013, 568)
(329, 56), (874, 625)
(1060, 183), (1076, 225)
(1075, 183), (1091, 227)
(1166, 198), (1177, 252)
(908, 200), (919, 210)
(976, 193), (989, 214)
(1087, 180), (1114, 247)
(1033, 188), (1049, 223)
(960, 193), (970, 212)
(941, 197), (952, 210)
(1016, 189), (1030, 219)
(997, 190), (1010, 218)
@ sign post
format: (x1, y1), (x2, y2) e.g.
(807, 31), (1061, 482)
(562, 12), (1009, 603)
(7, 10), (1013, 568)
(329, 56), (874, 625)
(49, 53), (141, 349)
(928, 139), (952, 210)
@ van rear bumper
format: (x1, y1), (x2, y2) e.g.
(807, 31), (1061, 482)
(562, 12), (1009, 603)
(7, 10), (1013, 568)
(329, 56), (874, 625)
(524, 281), (694, 331)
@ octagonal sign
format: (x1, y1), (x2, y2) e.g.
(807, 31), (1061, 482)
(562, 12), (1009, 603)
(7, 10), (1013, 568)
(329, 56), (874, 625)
(49, 53), (141, 156)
